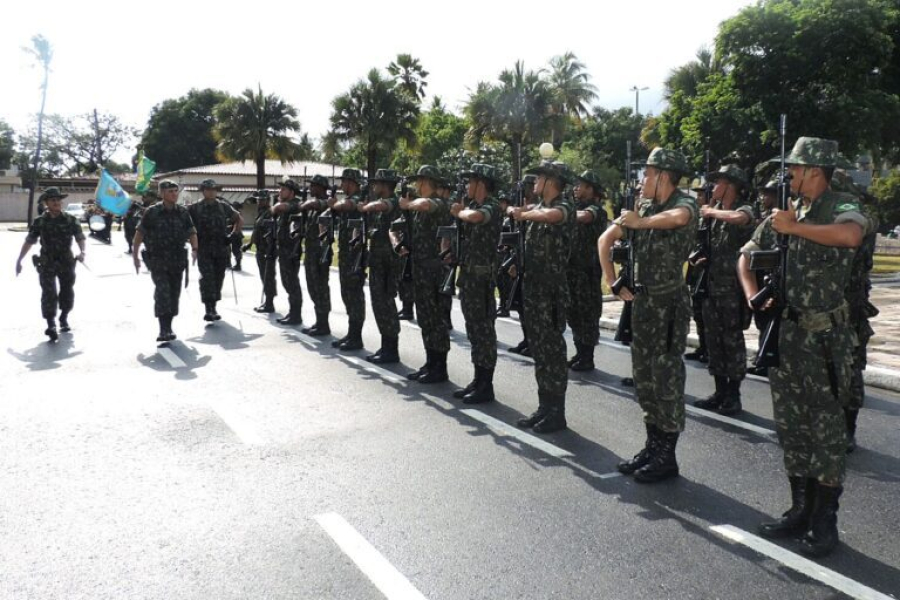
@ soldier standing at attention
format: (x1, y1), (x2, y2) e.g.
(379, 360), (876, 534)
(450, 164), (504, 404)
(691, 165), (755, 416)
(298, 175), (332, 336)
(507, 174), (537, 356)
(124, 192), (151, 254)
(684, 179), (710, 364)
(598, 148), (697, 482)
(512, 161), (576, 434)
(242, 190), (278, 313)
(229, 201), (244, 271)
(273, 179), (304, 325)
(437, 174), (456, 330)
(395, 165), (452, 383)
(567, 170), (608, 372)
(15, 187), (86, 342)
(131, 180), (198, 342)
(737, 137), (864, 557)
(360, 169), (403, 364)
(330, 169), (366, 350)
(188, 179), (243, 323)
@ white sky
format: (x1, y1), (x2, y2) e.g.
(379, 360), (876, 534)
(1, 0), (752, 162)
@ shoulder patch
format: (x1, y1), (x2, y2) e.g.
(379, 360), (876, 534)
(836, 203), (858, 212)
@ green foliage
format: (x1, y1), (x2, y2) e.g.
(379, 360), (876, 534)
(0, 120), (15, 169)
(546, 52), (597, 148)
(390, 97), (468, 175)
(565, 107), (650, 193)
(140, 88), (230, 172)
(872, 170), (900, 227)
(387, 54), (429, 103)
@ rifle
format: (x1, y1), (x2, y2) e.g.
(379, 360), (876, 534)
(611, 141), (637, 343)
(499, 179), (525, 313)
(347, 185), (370, 277)
(688, 147), (714, 300)
(317, 184), (339, 266)
(437, 172), (467, 296)
(748, 114), (790, 369)
(391, 177), (413, 282)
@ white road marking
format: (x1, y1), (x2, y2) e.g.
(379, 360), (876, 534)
(460, 409), (573, 458)
(556, 457), (624, 481)
(339, 355), (406, 385)
(287, 332), (320, 348)
(418, 393), (455, 411)
(211, 403), (265, 445)
(499, 349), (535, 364)
(710, 525), (895, 600)
(403, 322), (422, 331)
(685, 405), (776, 437)
(157, 347), (186, 368)
(314, 512), (429, 600)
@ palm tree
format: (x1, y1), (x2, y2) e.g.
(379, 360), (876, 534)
(214, 86), (302, 188)
(546, 52), (597, 148)
(464, 61), (553, 182)
(664, 46), (717, 100)
(387, 54), (429, 103)
(23, 35), (52, 226)
(330, 68), (420, 179)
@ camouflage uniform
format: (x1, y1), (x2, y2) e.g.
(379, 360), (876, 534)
(276, 187), (303, 322)
(25, 207), (85, 320)
(138, 202), (195, 318)
(336, 179), (366, 335)
(246, 196), (277, 309)
(845, 203), (879, 415)
(365, 170), (403, 361)
(303, 176), (332, 332)
(413, 196), (451, 351)
(189, 198), (239, 305)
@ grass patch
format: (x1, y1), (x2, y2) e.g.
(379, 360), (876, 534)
(874, 254), (900, 275)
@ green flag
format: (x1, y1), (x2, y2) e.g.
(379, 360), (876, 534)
(135, 150), (156, 194)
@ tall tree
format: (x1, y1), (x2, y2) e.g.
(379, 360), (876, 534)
(140, 88), (230, 172)
(546, 52), (597, 148)
(566, 107), (650, 192)
(214, 86), (302, 188)
(0, 120), (15, 170)
(387, 54), (429, 103)
(23, 34), (52, 226)
(390, 97), (468, 175)
(35, 111), (135, 176)
(330, 68), (420, 179)
(663, 46), (717, 100)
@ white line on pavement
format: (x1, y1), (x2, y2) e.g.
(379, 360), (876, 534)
(710, 525), (895, 600)
(499, 349), (535, 364)
(338, 355), (406, 385)
(403, 322), (422, 330)
(314, 512), (429, 600)
(211, 403), (265, 445)
(418, 393), (455, 411)
(685, 405), (776, 437)
(157, 347), (186, 368)
(291, 331), (322, 346)
(460, 409), (573, 458)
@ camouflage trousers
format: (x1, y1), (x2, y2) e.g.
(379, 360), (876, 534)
(523, 273), (568, 397)
(632, 288), (690, 432)
(197, 252), (229, 303)
(368, 249), (400, 338)
(459, 269), (497, 368)
(149, 261), (185, 318)
(338, 248), (366, 325)
(413, 263), (449, 353)
(39, 259), (76, 319)
(256, 252), (277, 300)
(399, 271), (415, 305)
(847, 306), (875, 410)
(304, 250), (331, 315)
(769, 318), (854, 484)
(278, 251), (302, 310)
(566, 266), (602, 346)
(701, 290), (747, 381)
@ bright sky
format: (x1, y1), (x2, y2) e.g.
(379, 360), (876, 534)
(2, 0), (753, 162)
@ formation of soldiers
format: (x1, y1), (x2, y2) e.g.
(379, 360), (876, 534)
(14, 135), (879, 560)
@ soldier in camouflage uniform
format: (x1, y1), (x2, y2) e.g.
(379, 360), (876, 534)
(738, 137), (866, 557)
(273, 179), (304, 325)
(685, 179), (710, 363)
(229, 201), (244, 271)
(395, 165), (452, 383)
(746, 178), (780, 377)
(449, 164), (504, 404)
(436, 174), (456, 330)
(241, 190), (278, 313)
(188, 179), (243, 322)
(567, 170), (609, 371)
(512, 161), (576, 434)
(15, 187), (87, 341)
(329, 169), (366, 350)
(131, 180), (199, 342)
(507, 174), (537, 356)
(298, 175), (332, 336)
(599, 148), (698, 483)
(691, 164), (755, 416)
(124, 192), (152, 254)
(361, 169), (403, 363)
(397, 178), (416, 322)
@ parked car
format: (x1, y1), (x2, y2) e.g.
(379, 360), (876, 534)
(64, 202), (87, 222)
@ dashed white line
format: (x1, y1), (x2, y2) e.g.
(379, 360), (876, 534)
(211, 403), (265, 445)
(314, 512), (429, 600)
(157, 347), (186, 368)
(685, 405), (776, 437)
(338, 355), (406, 385)
(711, 525), (895, 600)
(460, 409), (573, 458)
(418, 393), (455, 411)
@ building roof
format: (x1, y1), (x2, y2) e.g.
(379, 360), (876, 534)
(158, 160), (364, 179)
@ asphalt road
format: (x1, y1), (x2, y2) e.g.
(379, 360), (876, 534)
(1, 229), (898, 600)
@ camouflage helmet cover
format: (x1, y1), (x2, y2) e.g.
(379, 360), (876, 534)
(460, 163), (501, 186)
(308, 174), (330, 188)
(575, 170), (604, 194)
(158, 179), (180, 191)
(707, 164), (749, 189)
(642, 147), (691, 176)
(784, 137), (841, 168)
(524, 160), (574, 185)
(407, 164), (442, 182)
(198, 178), (220, 190)
(280, 178), (302, 194)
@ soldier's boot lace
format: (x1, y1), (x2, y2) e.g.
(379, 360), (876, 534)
(517, 393), (551, 429)
(758, 476), (815, 539)
(717, 379), (743, 416)
(634, 430), (680, 483)
(533, 396), (567, 433)
(369, 336), (399, 364)
(463, 367), (495, 404)
(339, 321), (364, 351)
(844, 408), (859, 454)
(570, 343), (595, 371)
(417, 351), (449, 384)
(45, 318), (58, 342)
(694, 375), (727, 410)
(617, 424), (660, 475)
(59, 312), (71, 333)
(407, 350), (434, 380)
(799, 483), (842, 557)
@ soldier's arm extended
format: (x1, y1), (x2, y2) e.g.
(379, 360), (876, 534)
(400, 197), (438, 213)
(518, 205), (565, 224)
(455, 205), (490, 224)
(576, 209), (596, 224)
(618, 206), (692, 230)
(598, 224), (625, 299)
(131, 230), (144, 273)
(701, 205), (752, 226)
(771, 204), (864, 248)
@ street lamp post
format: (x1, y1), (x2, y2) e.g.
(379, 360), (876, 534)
(630, 85), (649, 116)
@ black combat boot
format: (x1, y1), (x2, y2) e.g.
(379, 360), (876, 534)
(453, 369), (480, 399)
(407, 350), (434, 380)
(45, 318), (58, 342)
(508, 338), (529, 355)
(339, 321), (364, 351)
(799, 484), (843, 557)
(463, 366), (495, 404)
(567, 345), (582, 368)
(694, 375), (727, 410)
(517, 393), (550, 429)
(277, 301), (303, 325)
(747, 365), (769, 378)
(617, 423), (659, 475)
(204, 302), (218, 322)
(368, 336), (399, 364)
(254, 297), (275, 313)
(570, 343), (595, 372)
(718, 379), (743, 416)
(684, 347), (707, 361)
(418, 351), (449, 384)
(634, 430), (680, 483)
(302, 311), (330, 336)
(533, 395), (567, 433)
(156, 318), (168, 342)
(620, 377), (634, 387)
(397, 301), (415, 321)
(59, 312), (71, 333)
(233, 259), (241, 272)
(758, 477), (816, 539)
(844, 408), (859, 454)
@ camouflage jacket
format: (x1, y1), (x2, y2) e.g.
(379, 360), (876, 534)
(524, 195), (575, 284)
(26, 212), (85, 260)
(707, 202), (755, 296)
(138, 203), (195, 260)
(846, 203), (879, 304)
(276, 199), (302, 255)
(369, 196), (400, 253)
(303, 196), (329, 252)
(460, 196), (503, 271)
(631, 190), (698, 295)
(188, 198), (239, 256)
(569, 201), (607, 271)
(412, 196), (451, 265)
(337, 194), (361, 251)
(250, 207), (275, 255)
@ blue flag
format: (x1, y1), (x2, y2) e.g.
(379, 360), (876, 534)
(95, 169), (132, 216)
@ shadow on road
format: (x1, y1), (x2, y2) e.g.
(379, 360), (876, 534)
(6, 335), (83, 371)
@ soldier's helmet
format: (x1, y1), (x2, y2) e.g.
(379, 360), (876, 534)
(309, 174), (330, 188)
(339, 168), (363, 184)
(369, 168), (401, 184)
(784, 137), (842, 168)
(280, 178), (302, 195)
(641, 148), (692, 176)
(524, 160), (574, 185)
(199, 178), (220, 190)
(707, 164), (749, 189)
(158, 179), (180, 191)
(575, 170), (604, 195)
(407, 165), (443, 182)
(460, 163), (501, 187)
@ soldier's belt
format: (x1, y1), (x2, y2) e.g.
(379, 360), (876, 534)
(785, 303), (850, 333)
(633, 280), (685, 297)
